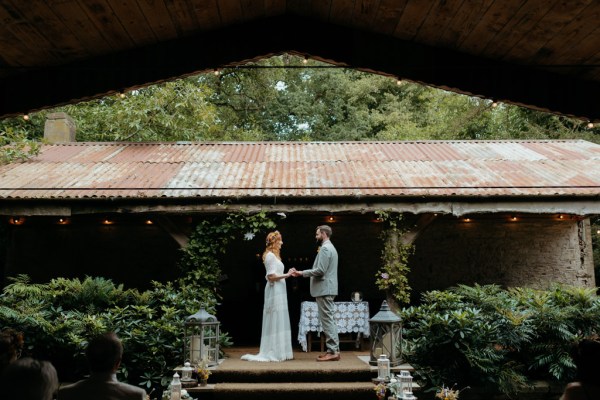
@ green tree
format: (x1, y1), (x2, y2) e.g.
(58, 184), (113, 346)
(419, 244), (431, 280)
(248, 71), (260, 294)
(1, 53), (598, 157)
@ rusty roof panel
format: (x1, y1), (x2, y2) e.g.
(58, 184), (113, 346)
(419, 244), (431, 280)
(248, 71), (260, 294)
(0, 140), (599, 199)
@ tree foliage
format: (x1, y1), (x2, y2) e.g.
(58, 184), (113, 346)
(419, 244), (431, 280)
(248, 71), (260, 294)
(1, 54), (597, 147)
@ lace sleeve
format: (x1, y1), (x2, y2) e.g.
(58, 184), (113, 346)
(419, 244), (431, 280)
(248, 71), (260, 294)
(264, 252), (277, 276)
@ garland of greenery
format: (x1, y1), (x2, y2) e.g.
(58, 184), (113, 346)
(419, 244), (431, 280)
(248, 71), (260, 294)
(374, 210), (414, 307)
(178, 211), (277, 297)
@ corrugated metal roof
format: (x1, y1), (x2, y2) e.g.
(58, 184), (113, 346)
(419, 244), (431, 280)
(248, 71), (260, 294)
(0, 140), (599, 200)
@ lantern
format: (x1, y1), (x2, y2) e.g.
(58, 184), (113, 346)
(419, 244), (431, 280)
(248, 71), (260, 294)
(180, 361), (196, 388)
(398, 370), (414, 399)
(369, 300), (402, 366)
(184, 306), (220, 368)
(376, 354), (390, 381)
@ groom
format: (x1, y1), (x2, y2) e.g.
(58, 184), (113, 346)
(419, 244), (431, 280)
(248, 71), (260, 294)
(291, 225), (340, 361)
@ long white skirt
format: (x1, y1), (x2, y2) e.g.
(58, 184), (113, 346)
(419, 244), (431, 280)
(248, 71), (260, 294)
(241, 279), (293, 362)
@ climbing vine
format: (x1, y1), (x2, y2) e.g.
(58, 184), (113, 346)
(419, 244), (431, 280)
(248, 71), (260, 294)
(178, 211), (277, 296)
(374, 210), (414, 306)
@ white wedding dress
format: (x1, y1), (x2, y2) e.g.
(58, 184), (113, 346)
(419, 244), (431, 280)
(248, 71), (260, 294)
(241, 251), (293, 362)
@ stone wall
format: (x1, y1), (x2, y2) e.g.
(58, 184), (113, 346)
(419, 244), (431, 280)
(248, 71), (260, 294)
(409, 215), (595, 294)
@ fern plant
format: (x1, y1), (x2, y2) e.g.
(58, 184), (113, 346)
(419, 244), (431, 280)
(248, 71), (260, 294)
(401, 284), (600, 396)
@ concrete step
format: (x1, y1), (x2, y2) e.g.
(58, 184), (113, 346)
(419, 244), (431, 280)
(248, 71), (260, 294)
(182, 348), (418, 400)
(187, 381), (375, 400)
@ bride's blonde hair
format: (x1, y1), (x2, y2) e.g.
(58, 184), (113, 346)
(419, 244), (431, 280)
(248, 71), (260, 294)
(263, 231), (282, 261)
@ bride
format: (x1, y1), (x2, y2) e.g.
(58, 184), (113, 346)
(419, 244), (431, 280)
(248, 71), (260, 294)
(241, 231), (294, 362)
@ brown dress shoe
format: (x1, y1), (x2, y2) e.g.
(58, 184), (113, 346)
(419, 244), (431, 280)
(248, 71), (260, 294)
(316, 353), (340, 361)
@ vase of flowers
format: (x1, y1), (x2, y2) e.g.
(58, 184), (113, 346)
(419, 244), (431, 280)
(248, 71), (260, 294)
(196, 358), (211, 387)
(373, 382), (387, 400)
(435, 384), (468, 400)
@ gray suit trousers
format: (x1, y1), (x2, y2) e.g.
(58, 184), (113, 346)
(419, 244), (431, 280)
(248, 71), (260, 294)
(316, 295), (339, 353)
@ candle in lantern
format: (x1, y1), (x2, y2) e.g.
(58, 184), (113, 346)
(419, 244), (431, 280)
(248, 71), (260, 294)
(190, 337), (201, 364)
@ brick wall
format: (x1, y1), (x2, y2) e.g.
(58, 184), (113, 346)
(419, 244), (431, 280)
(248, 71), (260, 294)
(409, 215), (595, 294)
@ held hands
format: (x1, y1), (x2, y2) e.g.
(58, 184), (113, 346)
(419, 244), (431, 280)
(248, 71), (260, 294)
(287, 268), (302, 278)
(284, 268), (296, 279)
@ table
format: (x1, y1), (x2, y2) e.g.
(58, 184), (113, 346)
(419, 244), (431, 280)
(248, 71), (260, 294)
(297, 301), (370, 352)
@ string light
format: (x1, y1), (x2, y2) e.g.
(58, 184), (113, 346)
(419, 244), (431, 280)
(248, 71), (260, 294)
(587, 122), (594, 129)
(9, 217), (25, 225)
(327, 215), (335, 222)
(23, 114), (30, 121)
(463, 218), (472, 222)
(145, 219), (153, 225)
(510, 216), (518, 221)
(303, 56), (309, 64)
(213, 69), (220, 76)
(491, 100), (498, 108)
(396, 79), (403, 85)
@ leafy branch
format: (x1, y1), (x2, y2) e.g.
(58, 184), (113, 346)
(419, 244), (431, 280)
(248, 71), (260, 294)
(374, 211), (414, 306)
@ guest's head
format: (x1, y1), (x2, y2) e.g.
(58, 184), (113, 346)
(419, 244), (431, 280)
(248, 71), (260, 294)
(572, 336), (600, 383)
(0, 328), (24, 370)
(0, 357), (58, 400)
(86, 332), (124, 373)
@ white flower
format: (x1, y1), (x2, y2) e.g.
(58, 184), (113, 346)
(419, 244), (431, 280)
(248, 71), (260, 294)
(244, 232), (255, 240)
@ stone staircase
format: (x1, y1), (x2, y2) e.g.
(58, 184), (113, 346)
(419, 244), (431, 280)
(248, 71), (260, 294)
(186, 347), (415, 400)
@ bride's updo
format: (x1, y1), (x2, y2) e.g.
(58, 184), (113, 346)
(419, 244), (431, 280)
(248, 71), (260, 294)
(263, 231), (282, 261)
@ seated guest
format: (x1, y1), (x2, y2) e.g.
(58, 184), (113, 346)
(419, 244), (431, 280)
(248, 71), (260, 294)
(59, 332), (147, 400)
(0, 327), (24, 372)
(0, 356), (59, 400)
(560, 336), (600, 400)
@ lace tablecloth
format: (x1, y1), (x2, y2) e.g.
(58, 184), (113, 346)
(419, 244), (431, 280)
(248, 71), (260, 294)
(297, 301), (370, 352)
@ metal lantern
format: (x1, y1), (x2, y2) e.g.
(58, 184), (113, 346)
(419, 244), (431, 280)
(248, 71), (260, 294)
(181, 362), (193, 381)
(376, 354), (391, 381)
(180, 361), (196, 388)
(369, 300), (402, 366)
(398, 370), (414, 399)
(184, 306), (220, 368)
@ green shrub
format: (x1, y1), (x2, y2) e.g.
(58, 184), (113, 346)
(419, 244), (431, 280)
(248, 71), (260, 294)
(0, 211), (276, 396)
(400, 284), (600, 396)
(0, 275), (222, 395)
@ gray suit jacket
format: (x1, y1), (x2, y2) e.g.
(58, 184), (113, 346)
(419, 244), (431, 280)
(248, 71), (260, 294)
(58, 372), (147, 400)
(302, 240), (338, 297)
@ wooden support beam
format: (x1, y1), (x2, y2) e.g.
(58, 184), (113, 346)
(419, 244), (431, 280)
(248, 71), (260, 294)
(1, 15), (598, 120)
(400, 213), (438, 245)
(154, 216), (189, 248)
